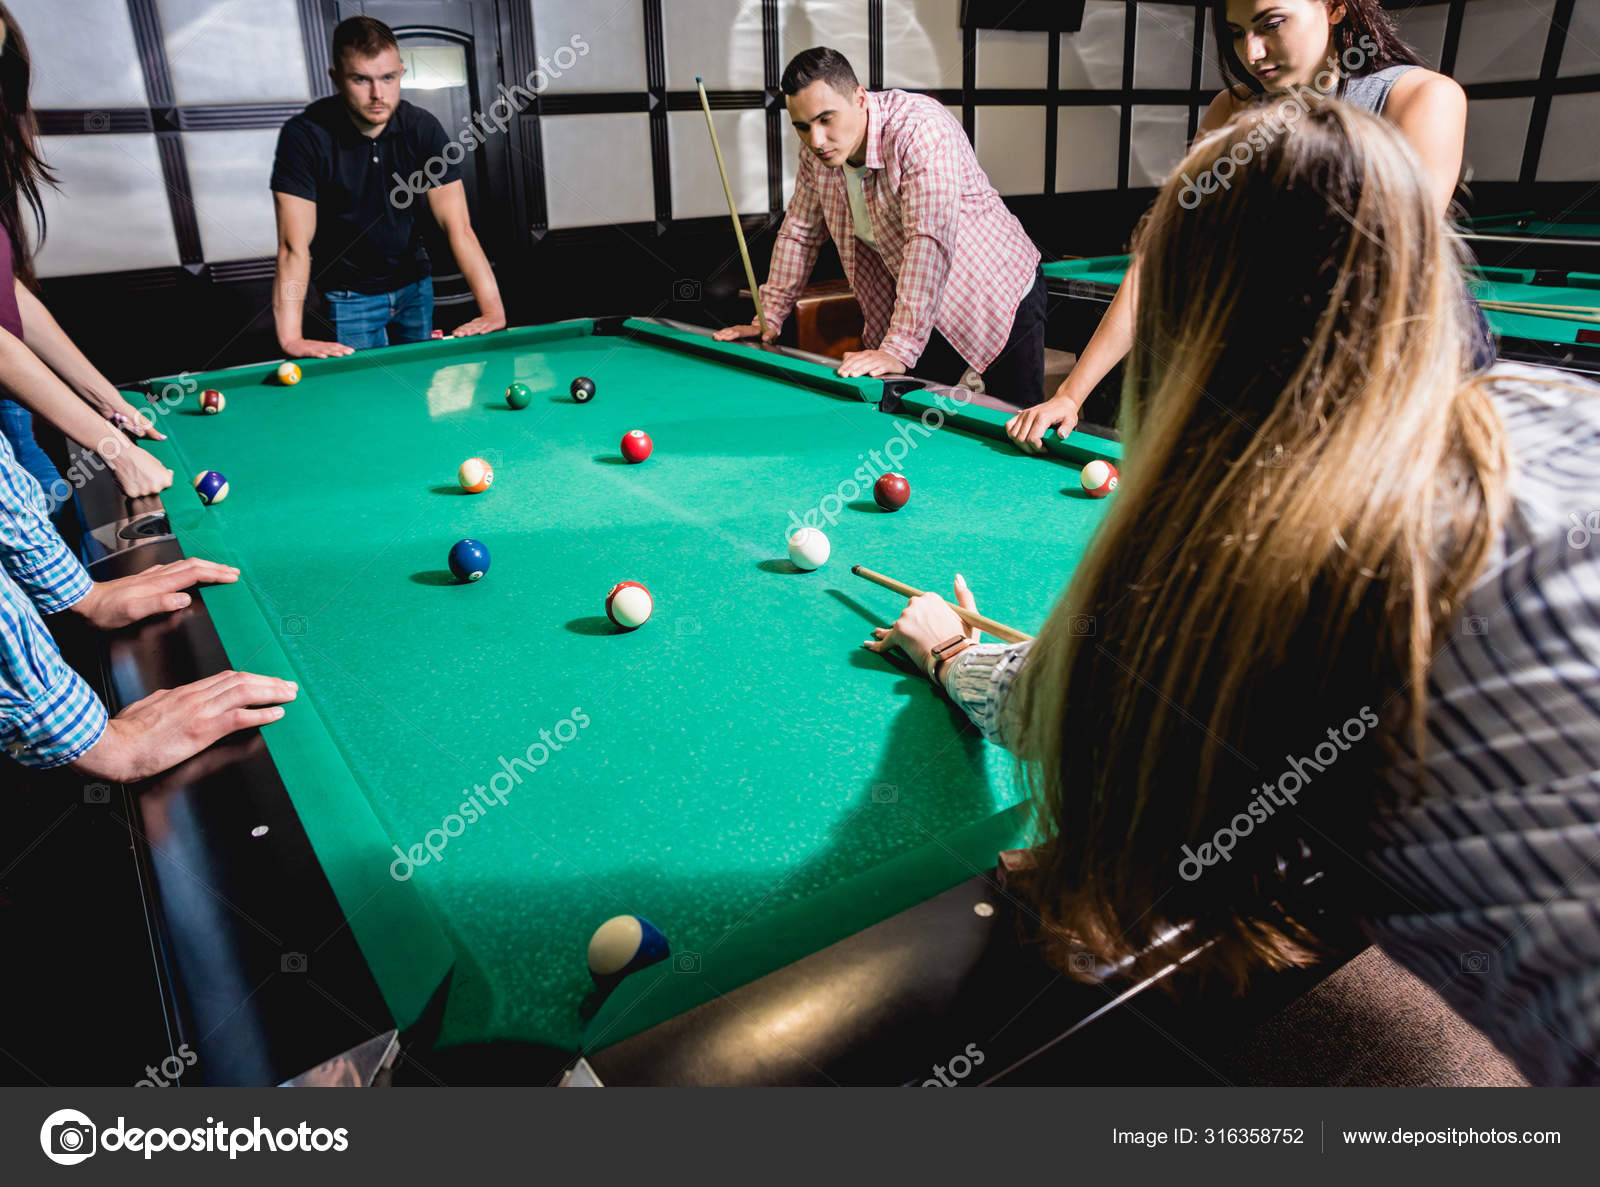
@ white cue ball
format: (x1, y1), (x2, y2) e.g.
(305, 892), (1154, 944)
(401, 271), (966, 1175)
(787, 527), (831, 571)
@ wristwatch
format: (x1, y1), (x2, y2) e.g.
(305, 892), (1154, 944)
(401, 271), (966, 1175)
(928, 635), (973, 683)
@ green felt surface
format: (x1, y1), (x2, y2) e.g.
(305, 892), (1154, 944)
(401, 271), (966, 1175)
(129, 320), (1116, 1053)
(1044, 256), (1600, 347)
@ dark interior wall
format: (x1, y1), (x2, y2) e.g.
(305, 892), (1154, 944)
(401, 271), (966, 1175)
(15, 0), (1600, 383)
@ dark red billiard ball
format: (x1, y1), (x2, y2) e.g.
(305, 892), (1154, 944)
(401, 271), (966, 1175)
(873, 471), (910, 511)
(621, 429), (653, 463)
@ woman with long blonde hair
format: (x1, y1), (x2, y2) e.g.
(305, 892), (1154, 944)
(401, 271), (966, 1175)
(868, 101), (1600, 1085)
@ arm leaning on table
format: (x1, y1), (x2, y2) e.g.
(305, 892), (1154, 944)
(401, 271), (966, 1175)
(425, 180), (507, 337)
(0, 325), (173, 500)
(0, 436), (297, 780)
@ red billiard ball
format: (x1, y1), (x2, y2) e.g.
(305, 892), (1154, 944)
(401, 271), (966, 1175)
(873, 471), (910, 511)
(199, 388), (225, 414)
(621, 429), (653, 464)
(1080, 460), (1118, 498)
(431, 329), (445, 339)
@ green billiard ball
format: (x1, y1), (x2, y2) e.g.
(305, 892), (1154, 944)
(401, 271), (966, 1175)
(506, 381), (533, 410)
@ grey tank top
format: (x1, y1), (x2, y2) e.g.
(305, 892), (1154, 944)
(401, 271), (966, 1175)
(1341, 64), (1418, 115)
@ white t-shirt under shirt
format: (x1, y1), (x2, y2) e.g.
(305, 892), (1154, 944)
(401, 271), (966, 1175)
(843, 161), (877, 250)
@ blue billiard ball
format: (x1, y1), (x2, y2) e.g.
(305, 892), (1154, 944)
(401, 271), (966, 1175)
(192, 469), (229, 505)
(448, 538), (490, 582)
(587, 915), (670, 984)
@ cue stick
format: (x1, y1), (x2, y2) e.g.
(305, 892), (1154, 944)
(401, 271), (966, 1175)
(851, 565), (1034, 644)
(696, 76), (766, 339)
(1459, 231), (1600, 250)
(1477, 299), (1600, 324)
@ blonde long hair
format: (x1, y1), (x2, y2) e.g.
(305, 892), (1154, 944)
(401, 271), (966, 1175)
(1012, 101), (1509, 988)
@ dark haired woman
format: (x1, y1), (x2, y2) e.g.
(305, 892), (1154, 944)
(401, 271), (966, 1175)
(869, 102), (1600, 1084)
(1009, 0), (1478, 450)
(0, 7), (172, 513)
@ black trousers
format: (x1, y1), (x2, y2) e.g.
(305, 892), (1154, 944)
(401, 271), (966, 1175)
(909, 266), (1048, 407)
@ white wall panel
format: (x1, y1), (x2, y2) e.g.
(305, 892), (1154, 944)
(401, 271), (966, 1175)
(158, 0), (310, 105)
(1061, 1), (1127, 90)
(1539, 92), (1600, 181)
(1463, 97), (1534, 182)
(1056, 106), (1120, 192)
(779, 1), (871, 89)
(7, 0), (147, 109)
(1388, 3), (1450, 72)
(541, 114), (655, 228)
(1129, 104), (1188, 187)
(533, 0), (645, 94)
(976, 29), (1048, 89)
(34, 136), (181, 277)
(184, 129), (280, 262)
(1454, 0), (1556, 84)
(882, 0), (963, 90)
(1558, 1), (1600, 77)
(662, 0), (767, 91)
(1134, 3), (1197, 90)
(975, 106), (1045, 195)
(668, 109), (768, 218)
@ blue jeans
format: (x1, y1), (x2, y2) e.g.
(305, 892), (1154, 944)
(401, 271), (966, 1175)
(0, 398), (67, 513)
(325, 276), (434, 349)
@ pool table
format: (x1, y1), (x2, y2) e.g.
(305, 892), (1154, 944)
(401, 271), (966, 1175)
(1044, 254), (1600, 422)
(1456, 210), (1600, 273)
(75, 317), (1136, 1086)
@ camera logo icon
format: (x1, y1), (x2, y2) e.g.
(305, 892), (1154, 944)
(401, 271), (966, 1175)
(1461, 950), (1491, 974)
(83, 111), (110, 133)
(281, 952), (308, 974)
(280, 615), (309, 637)
(83, 783), (111, 805)
(40, 1109), (97, 1165)
(1462, 615), (1489, 637)
(1068, 615), (1096, 637)
(673, 279), (702, 303)
(674, 951), (702, 973)
(675, 616), (702, 636)
(1069, 951), (1099, 976)
(871, 783), (900, 804)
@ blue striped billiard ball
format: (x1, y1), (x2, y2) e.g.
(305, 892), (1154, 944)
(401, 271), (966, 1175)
(587, 915), (669, 985)
(448, 538), (491, 582)
(192, 470), (228, 504)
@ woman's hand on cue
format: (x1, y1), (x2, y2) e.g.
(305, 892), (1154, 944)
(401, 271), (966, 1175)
(712, 320), (778, 344)
(1006, 389), (1080, 453)
(864, 575), (981, 677)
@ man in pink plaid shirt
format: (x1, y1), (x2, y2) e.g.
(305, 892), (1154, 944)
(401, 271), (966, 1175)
(714, 48), (1046, 405)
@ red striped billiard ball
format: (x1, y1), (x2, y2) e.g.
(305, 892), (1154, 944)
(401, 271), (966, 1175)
(200, 389), (225, 414)
(1080, 460), (1118, 498)
(873, 472), (910, 511)
(621, 430), (653, 463)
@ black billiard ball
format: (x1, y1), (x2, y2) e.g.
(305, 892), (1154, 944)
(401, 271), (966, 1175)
(571, 377), (596, 403)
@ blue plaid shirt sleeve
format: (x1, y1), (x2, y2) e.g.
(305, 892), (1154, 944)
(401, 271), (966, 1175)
(0, 434), (106, 768)
(0, 427), (92, 613)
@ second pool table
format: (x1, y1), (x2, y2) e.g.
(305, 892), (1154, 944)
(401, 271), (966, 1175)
(77, 318), (1128, 1085)
(1044, 253), (1600, 402)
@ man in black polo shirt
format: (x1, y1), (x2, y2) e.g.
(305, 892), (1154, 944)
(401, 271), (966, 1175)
(270, 16), (505, 357)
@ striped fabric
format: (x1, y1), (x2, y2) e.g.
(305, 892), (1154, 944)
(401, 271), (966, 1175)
(942, 362), (1600, 1084)
(0, 431), (105, 769)
(759, 88), (1041, 372)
